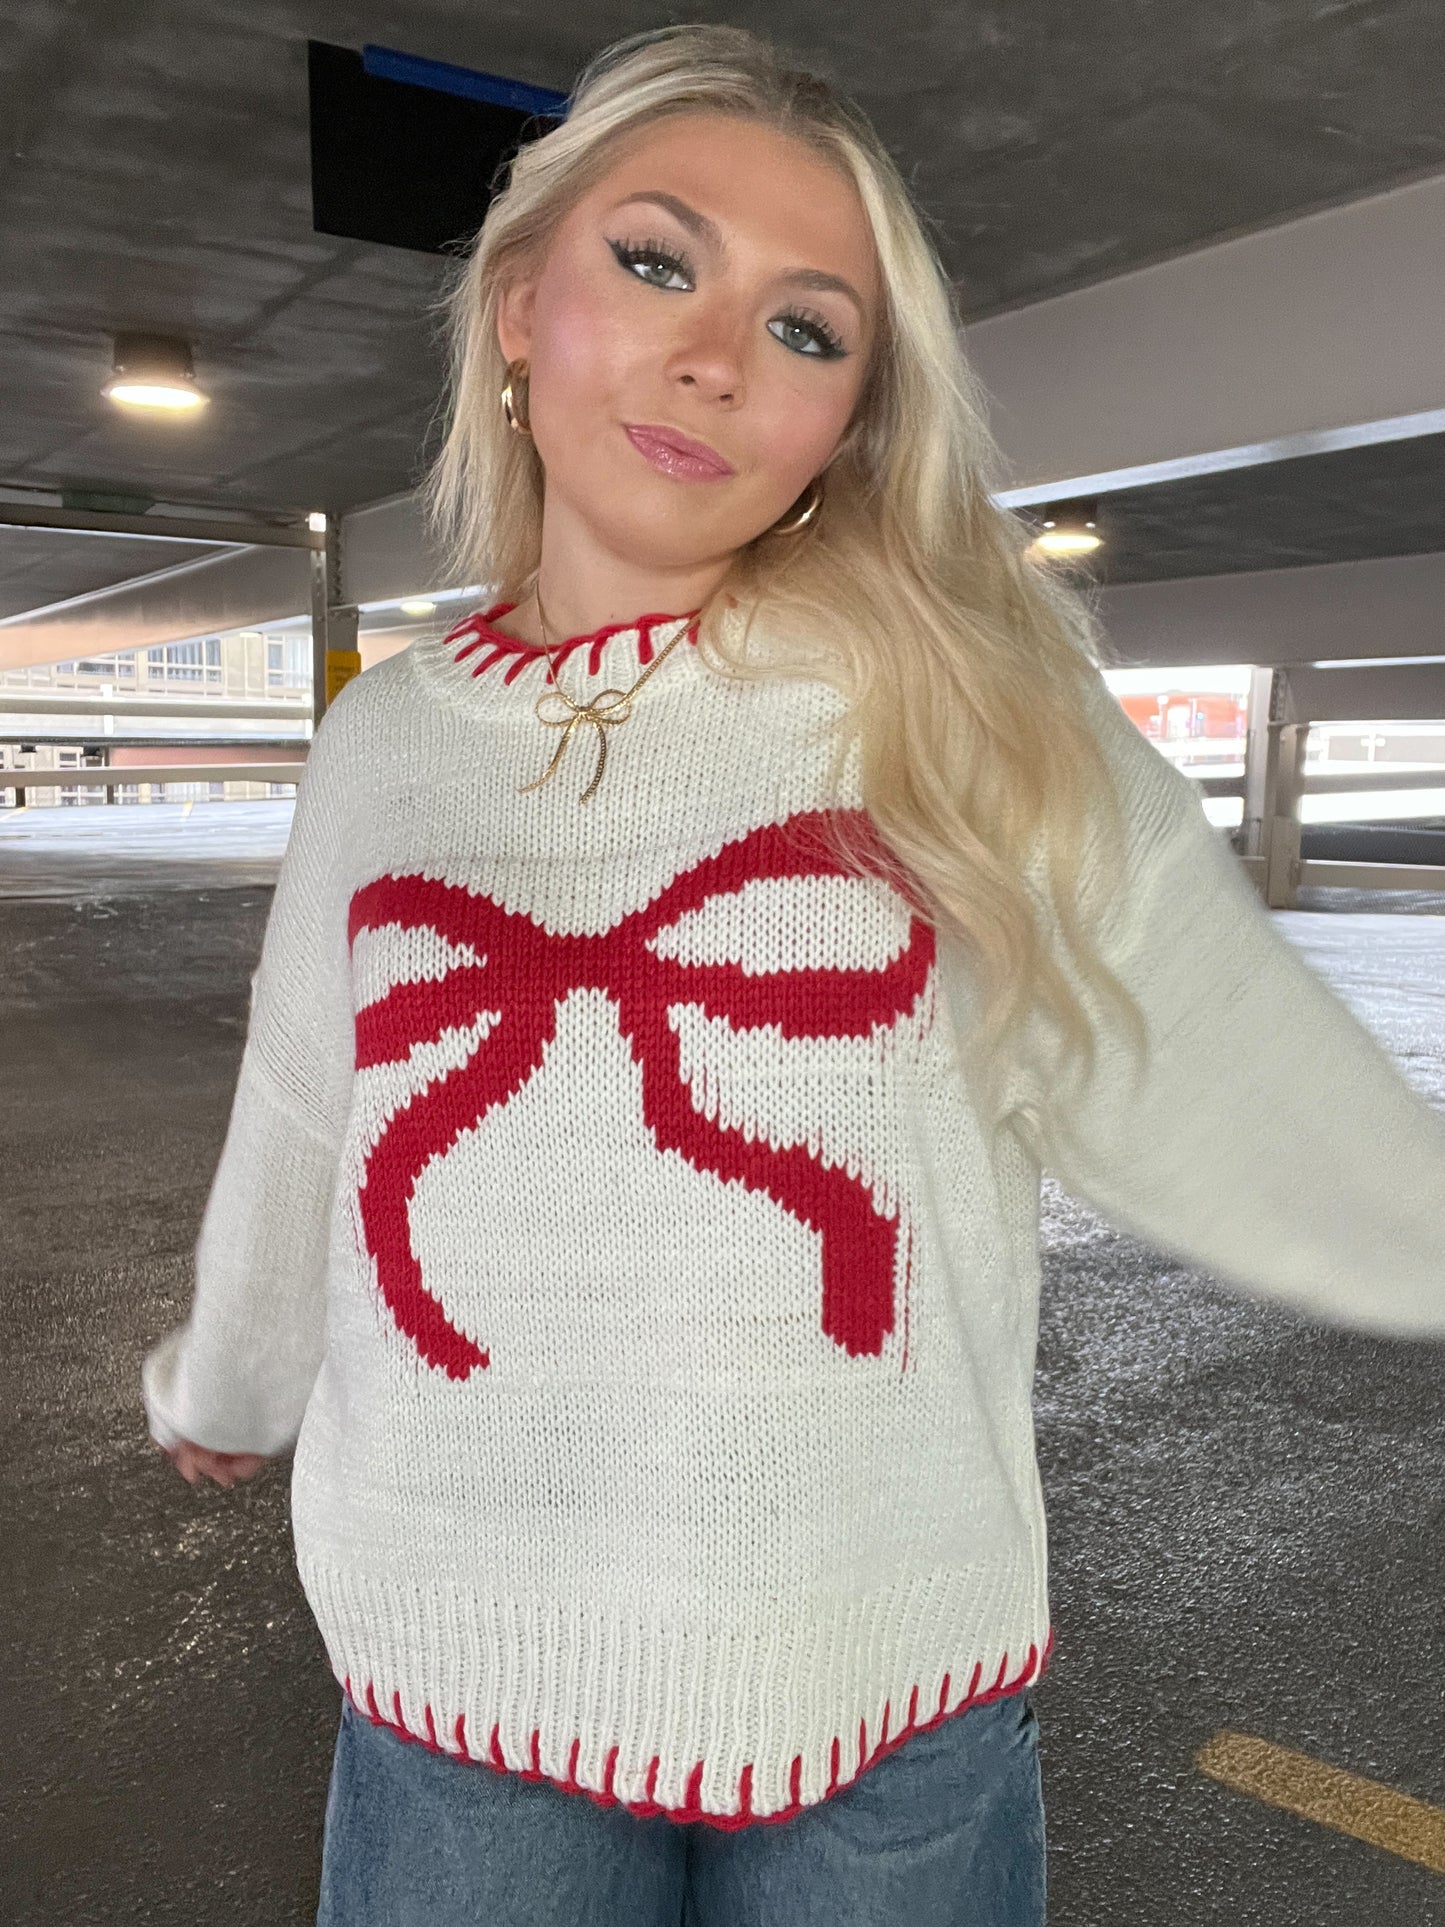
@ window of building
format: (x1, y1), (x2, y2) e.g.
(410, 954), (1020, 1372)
(266, 635), (310, 689)
(74, 656), (133, 678)
(137, 639), (225, 686)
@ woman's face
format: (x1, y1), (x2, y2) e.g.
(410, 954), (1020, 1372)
(496, 111), (882, 574)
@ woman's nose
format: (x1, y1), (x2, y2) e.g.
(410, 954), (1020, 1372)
(668, 313), (748, 403)
(678, 369), (738, 402)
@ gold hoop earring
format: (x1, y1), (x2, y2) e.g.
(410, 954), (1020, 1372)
(768, 475), (823, 536)
(501, 358), (532, 436)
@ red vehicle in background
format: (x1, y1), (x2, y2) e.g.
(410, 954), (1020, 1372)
(1118, 689), (1248, 745)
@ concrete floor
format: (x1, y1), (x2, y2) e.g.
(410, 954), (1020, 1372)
(3, 801), (1444, 1925)
(0, 798), (293, 898)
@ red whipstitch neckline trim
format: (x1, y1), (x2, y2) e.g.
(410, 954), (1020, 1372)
(341, 1628), (1053, 1831)
(448, 601), (702, 685)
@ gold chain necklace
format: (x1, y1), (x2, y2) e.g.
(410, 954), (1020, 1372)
(516, 586), (693, 805)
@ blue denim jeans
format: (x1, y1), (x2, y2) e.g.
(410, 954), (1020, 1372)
(316, 1686), (1046, 1925)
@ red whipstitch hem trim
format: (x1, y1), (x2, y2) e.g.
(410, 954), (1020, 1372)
(341, 1628), (1054, 1831)
(447, 602), (701, 684)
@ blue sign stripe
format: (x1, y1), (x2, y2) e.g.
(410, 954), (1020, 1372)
(362, 44), (568, 118)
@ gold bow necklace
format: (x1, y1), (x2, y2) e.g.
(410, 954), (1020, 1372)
(516, 585), (695, 805)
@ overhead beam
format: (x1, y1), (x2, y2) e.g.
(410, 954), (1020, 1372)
(337, 489), (447, 606)
(0, 543), (311, 673)
(1279, 660), (1445, 725)
(4, 501), (1443, 684)
(1095, 549), (1445, 672)
(967, 167), (1445, 499)
(0, 502), (321, 548)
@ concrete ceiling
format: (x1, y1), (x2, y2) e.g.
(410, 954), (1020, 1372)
(3, 0), (1444, 625)
(1044, 428), (1445, 589)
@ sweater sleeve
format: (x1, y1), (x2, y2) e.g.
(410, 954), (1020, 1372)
(1014, 668), (1445, 1339)
(141, 694), (358, 1455)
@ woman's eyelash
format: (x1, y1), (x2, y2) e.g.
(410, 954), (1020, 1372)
(611, 236), (690, 285)
(777, 305), (847, 360)
(606, 238), (848, 360)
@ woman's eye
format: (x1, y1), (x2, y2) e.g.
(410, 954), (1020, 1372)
(609, 238), (848, 361)
(609, 239), (692, 291)
(768, 313), (847, 361)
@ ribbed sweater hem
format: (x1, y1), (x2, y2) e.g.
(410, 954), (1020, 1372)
(299, 1555), (1053, 1828)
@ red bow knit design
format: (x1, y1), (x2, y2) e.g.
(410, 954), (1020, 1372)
(348, 811), (936, 1379)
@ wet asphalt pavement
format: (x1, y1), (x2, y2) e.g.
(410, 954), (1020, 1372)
(2, 802), (1443, 1925)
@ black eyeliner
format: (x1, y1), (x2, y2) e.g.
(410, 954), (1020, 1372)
(608, 237), (849, 359)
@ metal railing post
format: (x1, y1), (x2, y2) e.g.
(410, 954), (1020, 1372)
(1240, 667), (1275, 866)
(1264, 719), (1308, 909)
(309, 516), (336, 726)
(325, 602), (361, 709)
(1244, 666), (1306, 910)
(309, 514), (360, 727)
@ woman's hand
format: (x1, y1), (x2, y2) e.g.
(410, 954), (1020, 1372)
(156, 1438), (269, 1487)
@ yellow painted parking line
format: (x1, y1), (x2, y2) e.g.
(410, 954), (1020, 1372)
(1196, 1731), (1445, 1876)
(183, 800), (195, 817)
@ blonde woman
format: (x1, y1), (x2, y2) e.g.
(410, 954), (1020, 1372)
(142, 24), (1445, 1926)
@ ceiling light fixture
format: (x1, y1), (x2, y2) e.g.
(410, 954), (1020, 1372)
(399, 598), (437, 616)
(1029, 498), (1102, 558)
(102, 333), (209, 412)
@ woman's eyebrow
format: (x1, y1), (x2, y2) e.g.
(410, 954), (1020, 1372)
(610, 189), (722, 248)
(782, 265), (866, 316)
(607, 189), (867, 317)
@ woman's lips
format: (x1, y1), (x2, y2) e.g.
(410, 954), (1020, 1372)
(624, 423), (735, 480)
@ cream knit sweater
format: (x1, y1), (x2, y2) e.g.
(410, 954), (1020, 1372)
(142, 598), (1445, 1828)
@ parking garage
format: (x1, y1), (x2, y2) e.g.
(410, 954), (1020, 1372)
(3, 6), (1445, 1924)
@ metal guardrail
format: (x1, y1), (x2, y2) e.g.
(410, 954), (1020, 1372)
(1193, 764), (1445, 798)
(2, 697), (1441, 905)
(1238, 851), (1445, 891)
(1, 764), (302, 799)
(1297, 858), (1445, 891)
(0, 693), (311, 719)
(3, 733), (308, 749)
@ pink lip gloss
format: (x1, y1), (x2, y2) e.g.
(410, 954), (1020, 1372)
(624, 425), (733, 481)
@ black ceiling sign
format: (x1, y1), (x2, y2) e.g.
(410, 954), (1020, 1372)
(307, 41), (564, 257)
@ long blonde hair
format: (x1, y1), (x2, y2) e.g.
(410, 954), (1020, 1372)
(426, 22), (1150, 1152)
